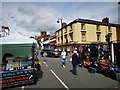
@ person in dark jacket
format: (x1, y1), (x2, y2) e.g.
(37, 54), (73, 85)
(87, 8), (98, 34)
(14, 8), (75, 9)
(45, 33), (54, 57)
(72, 50), (79, 75)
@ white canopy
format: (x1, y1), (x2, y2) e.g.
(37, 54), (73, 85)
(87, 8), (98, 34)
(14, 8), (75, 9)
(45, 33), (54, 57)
(0, 32), (37, 44)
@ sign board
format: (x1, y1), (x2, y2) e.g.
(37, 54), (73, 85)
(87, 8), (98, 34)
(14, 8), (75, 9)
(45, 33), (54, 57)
(0, 68), (35, 88)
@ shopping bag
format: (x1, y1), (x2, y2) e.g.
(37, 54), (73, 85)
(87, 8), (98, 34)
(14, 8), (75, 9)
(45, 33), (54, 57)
(69, 57), (72, 62)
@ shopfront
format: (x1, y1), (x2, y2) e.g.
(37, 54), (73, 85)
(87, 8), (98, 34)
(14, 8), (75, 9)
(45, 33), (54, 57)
(50, 41), (56, 49)
(112, 42), (120, 68)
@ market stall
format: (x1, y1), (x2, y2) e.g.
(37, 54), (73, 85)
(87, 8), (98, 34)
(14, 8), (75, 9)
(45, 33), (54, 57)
(0, 32), (42, 89)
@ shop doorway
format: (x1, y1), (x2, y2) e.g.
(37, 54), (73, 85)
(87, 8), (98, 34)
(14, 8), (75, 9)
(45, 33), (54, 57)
(114, 43), (120, 68)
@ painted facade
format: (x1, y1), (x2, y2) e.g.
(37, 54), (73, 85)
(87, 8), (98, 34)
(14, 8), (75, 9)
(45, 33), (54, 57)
(55, 18), (120, 54)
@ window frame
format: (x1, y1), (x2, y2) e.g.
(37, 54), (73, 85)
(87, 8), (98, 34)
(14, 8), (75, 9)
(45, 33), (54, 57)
(108, 26), (112, 32)
(81, 23), (85, 30)
(96, 25), (100, 31)
(69, 33), (73, 42)
(97, 34), (101, 42)
(81, 33), (86, 41)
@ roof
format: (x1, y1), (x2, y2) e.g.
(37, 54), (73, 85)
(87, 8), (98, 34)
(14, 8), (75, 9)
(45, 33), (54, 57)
(74, 18), (120, 27)
(37, 35), (51, 41)
(50, 35), (56, 40)
(56, 18), (120, 33)
(0, 32), (37, 44)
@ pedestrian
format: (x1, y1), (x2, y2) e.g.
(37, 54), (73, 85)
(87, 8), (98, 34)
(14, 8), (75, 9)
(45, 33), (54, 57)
(98, 45), (104, 59)
(43, 52), (47, 62)
(61, 49), (66, 68)
(71, 50), (79, 75)
(36, 49), (39, 60)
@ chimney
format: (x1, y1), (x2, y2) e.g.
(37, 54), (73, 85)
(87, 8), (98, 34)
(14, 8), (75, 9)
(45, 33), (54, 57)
(102, 17), (109, 23)
(40, 31), (47, 37)
(62, 22), (67, 27)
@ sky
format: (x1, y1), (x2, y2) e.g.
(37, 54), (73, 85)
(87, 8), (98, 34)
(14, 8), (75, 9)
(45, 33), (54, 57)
(0, 0), (120, 37)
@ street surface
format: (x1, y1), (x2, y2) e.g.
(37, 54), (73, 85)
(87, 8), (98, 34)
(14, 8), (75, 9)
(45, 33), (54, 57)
(4, 52), (120, 90)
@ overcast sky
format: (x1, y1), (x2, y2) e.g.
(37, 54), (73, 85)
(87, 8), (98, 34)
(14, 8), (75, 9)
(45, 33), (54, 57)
(0, 0), (119, 37)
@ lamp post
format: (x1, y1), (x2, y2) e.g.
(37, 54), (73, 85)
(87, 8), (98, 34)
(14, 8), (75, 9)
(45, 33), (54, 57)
(57, 18), (63, 28)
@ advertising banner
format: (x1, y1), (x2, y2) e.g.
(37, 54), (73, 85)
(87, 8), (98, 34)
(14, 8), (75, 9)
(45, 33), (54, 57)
(0, 68), (35, 88)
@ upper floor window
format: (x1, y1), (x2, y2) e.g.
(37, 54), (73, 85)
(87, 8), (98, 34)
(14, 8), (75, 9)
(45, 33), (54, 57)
(61, 30), (63, 35)
(108, 33), (112, 41)
(61, 36), (63, 44)
(70, 25), (73, 31)
(65, 27), (67, 33)
(69, 33), (73, 41)
(96, 25), (100, 31)
(64, 35), (68, 43)
(108, 26), (112, 32)
(56, 32), (59, 36)
(82, 33), (86, 41)
(81, 23), (85, 30)
(58, 37), (59, 42)
(97, 34), (101, 42)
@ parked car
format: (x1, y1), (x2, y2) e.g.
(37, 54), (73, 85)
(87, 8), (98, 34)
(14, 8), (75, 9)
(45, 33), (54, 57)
(40, 48), (60, 57)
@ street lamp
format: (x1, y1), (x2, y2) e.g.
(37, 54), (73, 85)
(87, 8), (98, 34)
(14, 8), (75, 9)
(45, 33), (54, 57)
(57, 18), (63, 28)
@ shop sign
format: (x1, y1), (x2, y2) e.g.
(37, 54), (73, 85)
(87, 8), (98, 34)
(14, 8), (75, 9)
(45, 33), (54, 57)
(0, 68), (35, 88)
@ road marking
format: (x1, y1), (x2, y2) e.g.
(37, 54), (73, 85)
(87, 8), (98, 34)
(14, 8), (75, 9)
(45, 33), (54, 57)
(21, 86), (24, 90)
(114, 86), (118, 88)
(50, 69), (69, 90)
(43, 61), (48, 66)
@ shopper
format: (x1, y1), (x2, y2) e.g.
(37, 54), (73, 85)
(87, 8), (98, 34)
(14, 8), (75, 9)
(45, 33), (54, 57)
(72, 50), (79, 75)
(61, 49), (66, 68)
(43, 52), (47, 62)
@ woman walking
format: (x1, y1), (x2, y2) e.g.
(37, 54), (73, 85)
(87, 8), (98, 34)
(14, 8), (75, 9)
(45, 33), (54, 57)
(61, 49), (66, 68)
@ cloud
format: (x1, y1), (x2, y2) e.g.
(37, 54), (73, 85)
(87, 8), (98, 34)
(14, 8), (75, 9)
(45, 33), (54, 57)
(65, 2), (118, 24)
(2, 3), (60, 36)
(2, 2), (119, 38)
(2, 0), (120, 2)
(18, 5), (59, 31)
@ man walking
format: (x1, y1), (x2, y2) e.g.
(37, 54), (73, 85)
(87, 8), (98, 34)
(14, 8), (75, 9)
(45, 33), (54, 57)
(72, 50), (79, 75)
(61, 49), (66, 68)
